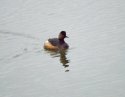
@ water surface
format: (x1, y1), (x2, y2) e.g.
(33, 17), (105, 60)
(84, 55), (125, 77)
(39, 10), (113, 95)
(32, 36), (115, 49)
(0, 0), (125, 97)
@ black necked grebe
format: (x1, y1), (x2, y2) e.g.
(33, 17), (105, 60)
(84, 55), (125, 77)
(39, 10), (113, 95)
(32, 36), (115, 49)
(44, 31), (69, 50)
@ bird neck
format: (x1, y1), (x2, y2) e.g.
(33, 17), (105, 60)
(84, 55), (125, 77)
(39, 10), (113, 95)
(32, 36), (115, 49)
(59, 38), (65, 44)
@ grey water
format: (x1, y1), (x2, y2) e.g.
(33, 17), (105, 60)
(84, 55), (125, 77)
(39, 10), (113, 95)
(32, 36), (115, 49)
(0, 0), (125, 97)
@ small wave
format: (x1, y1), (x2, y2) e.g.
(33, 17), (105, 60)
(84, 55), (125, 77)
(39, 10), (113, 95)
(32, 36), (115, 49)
(0, 31), (39, 40)
(12, 54), (22, 58)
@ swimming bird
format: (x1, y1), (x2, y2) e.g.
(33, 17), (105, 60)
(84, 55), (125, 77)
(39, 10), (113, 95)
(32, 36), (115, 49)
(44, 31), (69, 50)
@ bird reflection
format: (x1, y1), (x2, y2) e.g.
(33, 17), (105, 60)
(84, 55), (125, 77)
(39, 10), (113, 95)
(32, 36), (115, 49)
(44, 49), (70, 72)
(59, 50), (69, 67)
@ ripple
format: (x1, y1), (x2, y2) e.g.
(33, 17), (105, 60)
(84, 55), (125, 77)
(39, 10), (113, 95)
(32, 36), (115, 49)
(0, 31), (39, 40)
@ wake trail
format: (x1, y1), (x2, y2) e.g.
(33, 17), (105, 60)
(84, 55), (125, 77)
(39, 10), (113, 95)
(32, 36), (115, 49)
(0, 31), (39, 40)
